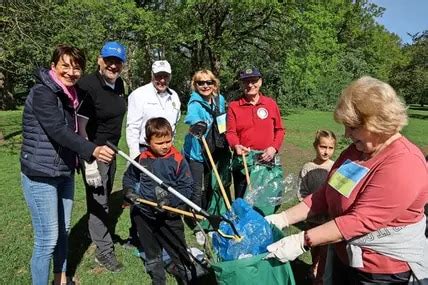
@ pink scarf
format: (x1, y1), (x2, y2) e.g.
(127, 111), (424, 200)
(49, 68), (79, 132)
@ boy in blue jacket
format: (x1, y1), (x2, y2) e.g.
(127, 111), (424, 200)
(123, 117), (195, 285)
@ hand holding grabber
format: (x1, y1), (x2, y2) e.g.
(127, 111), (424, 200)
(107, 141), (241, 240)
(124, 189), (205, 220)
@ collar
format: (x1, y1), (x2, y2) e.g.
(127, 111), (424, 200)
(139, 146), (178, 159)
(151, 82), (172, 96)
(96, 71), (118, 90)
(238, 92), (266, 106)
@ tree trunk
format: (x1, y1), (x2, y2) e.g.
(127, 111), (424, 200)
(0, 72), (17, 110)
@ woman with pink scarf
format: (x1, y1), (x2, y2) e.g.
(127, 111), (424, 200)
(20, 45), (114, 285)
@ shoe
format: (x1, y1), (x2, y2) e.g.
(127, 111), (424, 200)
(51, 281), (75, 285)
(95, 252), (123, 272)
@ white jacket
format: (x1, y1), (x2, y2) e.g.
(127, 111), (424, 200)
(126, 82), (181, 159)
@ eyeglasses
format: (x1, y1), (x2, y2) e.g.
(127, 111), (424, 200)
(196, 80), (214, 87)
(59, 64), (82, 74)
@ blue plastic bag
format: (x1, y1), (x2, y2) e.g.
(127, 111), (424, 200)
(212, 198), (273, 261)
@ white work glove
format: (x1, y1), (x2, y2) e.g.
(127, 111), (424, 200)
(84, 161), (102, 188)
(265, 212), (290, 230)
(265, 232), (307, 263)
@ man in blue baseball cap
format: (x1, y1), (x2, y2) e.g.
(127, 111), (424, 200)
(76, 41), (127, 272)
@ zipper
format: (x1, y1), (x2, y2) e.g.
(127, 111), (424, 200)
(54, 146), (62, 165)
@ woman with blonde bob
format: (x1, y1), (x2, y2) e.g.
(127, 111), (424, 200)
(183, 70), (227, 211)
(264, 76), (428, 284)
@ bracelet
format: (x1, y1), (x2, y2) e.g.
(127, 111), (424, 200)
(303, 231), (311, 251)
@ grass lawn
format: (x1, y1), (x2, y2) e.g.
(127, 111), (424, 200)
(0, 107), (426, 284)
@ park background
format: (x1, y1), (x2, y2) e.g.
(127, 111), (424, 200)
(0, 0), (427, 284)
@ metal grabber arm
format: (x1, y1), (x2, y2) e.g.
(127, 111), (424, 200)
(106, 141), (241, 240)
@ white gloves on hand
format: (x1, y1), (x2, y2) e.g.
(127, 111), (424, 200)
(265, 232), (307, 263)
(265, 212), (290, 230)
(84, 161), (102, 188)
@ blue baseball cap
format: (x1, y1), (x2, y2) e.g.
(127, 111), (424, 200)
(239, 67), (262, 80)
(100, 41), (126, 62)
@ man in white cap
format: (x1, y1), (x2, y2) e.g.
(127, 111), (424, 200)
(124, 60), (181, 247)
(126, 60), (181, 160)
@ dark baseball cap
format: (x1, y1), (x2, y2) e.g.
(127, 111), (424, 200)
(239, 67), (262, 80)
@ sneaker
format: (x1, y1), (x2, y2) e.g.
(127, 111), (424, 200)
(51, 281), (75, 285)
(95, 252), (123, 272)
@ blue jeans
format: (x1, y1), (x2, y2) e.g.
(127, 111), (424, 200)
(21, 173), (74, 285)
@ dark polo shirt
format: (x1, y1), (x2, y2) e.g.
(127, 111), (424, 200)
(77, 71), (126, 146)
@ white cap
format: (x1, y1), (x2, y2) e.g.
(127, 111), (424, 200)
(152, 60), (171, 74)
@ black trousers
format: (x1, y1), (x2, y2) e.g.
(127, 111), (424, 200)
(134, 212), (194, 285)
(83, 159), (116, 256)
(232, 167), (247, 199)
(331, 250), (411, 285)
(187, 159), (212, 210)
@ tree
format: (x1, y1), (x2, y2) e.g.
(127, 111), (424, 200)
(0, 0), (411, 111)
(390, 31), (428, 106)
(1, 0), (59, 109)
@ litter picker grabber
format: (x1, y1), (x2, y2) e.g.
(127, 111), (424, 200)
(242, 153), (252, 192)
(188, 121), (232, 210)
(106, 141), (241, 240)
(136, 198), (205, 220)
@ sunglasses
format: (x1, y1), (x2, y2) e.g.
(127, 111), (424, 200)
(195, 80), (214, 86)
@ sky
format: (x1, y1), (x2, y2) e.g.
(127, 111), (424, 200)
(369, 0), (428, 44)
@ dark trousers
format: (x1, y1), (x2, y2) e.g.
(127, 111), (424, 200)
(188, 160), (212, 210)
(331, 250), (411, 285)
(134, 212), (194, 285)
(232, 168), (247, 199)
(83, 160), (116, 256)
(127, 144), (147, 241)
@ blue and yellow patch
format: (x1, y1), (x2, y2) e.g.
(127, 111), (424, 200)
(328, 159), (369, 197)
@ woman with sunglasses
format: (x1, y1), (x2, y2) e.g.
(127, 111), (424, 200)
(183, 70), (228, 214)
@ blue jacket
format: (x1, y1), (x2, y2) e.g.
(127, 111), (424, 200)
(122, 146), (193, 218)
(20, 68), (96, 177)
(182, 91), (226, 162)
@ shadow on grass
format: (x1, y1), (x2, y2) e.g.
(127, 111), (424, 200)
(67, 189), (126, 277)
(409, 113), (428, 120)
(409, 105), (428, 111)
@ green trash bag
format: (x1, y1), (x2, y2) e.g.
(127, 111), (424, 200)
(211, 225), (296, 285)
(232, 151), (284, 216)
(199, 149), (232, 230)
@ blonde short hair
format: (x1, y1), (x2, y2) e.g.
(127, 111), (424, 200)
(334, 76), (408, 135)
(191, 69), (220, 94)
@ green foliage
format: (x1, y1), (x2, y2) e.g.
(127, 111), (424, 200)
(1, 0), (424, 111)
(390, 31), (428, 106)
